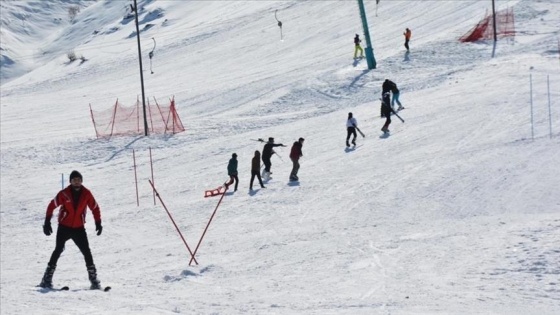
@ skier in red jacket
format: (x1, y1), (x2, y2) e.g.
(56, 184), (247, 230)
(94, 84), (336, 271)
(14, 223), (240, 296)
(39, 170), (104, 290)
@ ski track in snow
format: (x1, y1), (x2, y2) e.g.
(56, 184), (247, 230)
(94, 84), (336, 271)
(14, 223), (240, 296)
(1, 0), (560, 314)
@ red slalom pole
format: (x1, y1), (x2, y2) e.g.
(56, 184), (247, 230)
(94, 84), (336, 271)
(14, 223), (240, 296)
(149, 180), (198, 265)
(189, 185), (228, 266)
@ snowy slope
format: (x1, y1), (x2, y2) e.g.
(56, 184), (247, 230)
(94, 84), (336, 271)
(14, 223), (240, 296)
(1, 0), (560, 314)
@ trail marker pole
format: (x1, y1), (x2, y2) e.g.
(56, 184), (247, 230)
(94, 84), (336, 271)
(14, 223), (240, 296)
(149, 180), (198, 265)
(189, 186), (229, 266)
(150, 147), (155, 205)
(547, 75), (552, 139)
(133, 149), (139, 206)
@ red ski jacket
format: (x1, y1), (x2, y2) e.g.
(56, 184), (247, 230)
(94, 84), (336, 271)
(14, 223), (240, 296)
(45, 185), (101, 228)
(290, 141), (303, 161)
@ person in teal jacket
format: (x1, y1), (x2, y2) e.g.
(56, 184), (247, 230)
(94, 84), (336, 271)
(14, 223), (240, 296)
(225, 153), (239, 191)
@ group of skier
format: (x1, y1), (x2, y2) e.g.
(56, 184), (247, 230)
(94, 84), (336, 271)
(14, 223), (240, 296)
(224, 137), (305, 191)
(351, 30), (409, 138)
(38, 137), (305, 289)
(37, 28), (412, 293)
(353, 27), (411, 59)
(345, 77), (404, 147)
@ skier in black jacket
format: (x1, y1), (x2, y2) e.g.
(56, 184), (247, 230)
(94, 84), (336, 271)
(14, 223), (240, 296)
(383, 79), (403, 111)
(381, 78), (404, 115)
(262, 137), (285, 177)
(380, 92), (397, 133)
(382, 79), (394, 95)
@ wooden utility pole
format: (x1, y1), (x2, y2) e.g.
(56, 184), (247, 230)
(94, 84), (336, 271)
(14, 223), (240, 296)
(132, 0), (149, 136)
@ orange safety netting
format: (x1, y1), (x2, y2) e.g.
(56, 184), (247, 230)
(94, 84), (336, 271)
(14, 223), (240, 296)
(90, 96), (185, 138)
(460, 8), (515, 42)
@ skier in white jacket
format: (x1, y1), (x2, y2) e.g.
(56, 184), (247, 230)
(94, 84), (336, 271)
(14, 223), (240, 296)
(346, 112), (358, 147)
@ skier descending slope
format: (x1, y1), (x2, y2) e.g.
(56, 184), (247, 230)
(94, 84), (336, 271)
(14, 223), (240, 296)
(39, 170), (104, 290)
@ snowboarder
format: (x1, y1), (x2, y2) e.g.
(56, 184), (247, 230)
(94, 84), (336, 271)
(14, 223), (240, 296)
(250, 150), (266, 190)
(354, 34), (364, 59)
(381, 92), (397, 133)
(403, 28), (411, 51)
(289, 137), (304, 181)
(346, 112), (358, 147)
(225, 153), (239, 192)
(39, 170), (103, 290)
(262, 137), (285, 180)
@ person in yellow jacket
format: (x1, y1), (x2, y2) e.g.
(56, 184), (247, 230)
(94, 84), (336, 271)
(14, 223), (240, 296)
(354, 34), (364, 59)
(403, 28), (411, 51)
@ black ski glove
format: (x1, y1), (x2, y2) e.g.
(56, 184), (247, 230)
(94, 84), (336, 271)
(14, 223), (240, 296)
(43, 219), (52, 236)
(95, 221), (103, 236)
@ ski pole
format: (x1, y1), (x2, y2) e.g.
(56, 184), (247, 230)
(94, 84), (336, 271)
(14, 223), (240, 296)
(380, 97), (405, 123)
(355, 126), (366, 138)
(394, 112), (405, 123)
(273, 152), (284, 162)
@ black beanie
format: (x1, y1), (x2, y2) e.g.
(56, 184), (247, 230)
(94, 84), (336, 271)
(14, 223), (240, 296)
(70, 170), (82, 181)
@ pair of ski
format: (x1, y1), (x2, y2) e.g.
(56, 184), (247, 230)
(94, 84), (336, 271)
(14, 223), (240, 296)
(38, 285), (111, 292)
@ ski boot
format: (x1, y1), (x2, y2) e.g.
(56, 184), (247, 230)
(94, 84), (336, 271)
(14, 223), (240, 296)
(39, 263), (56, 288)
(87, 264), (101, 290)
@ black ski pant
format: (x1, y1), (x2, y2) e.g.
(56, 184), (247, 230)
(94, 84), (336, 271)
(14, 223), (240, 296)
(404, 39), (410, 51)
(346, 127), (357, 145)
(382, 115), (392, 131)
(48, 225), (94, 267)
(290, 158), (300, 178)
(250, 171), (265, 189)
(262, 156), (272, 173)
(226, 174), (239, 191)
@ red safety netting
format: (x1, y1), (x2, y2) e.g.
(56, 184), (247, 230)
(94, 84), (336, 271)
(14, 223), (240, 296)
(90, 96), (185, 138)
(460, 8), (515, 42)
